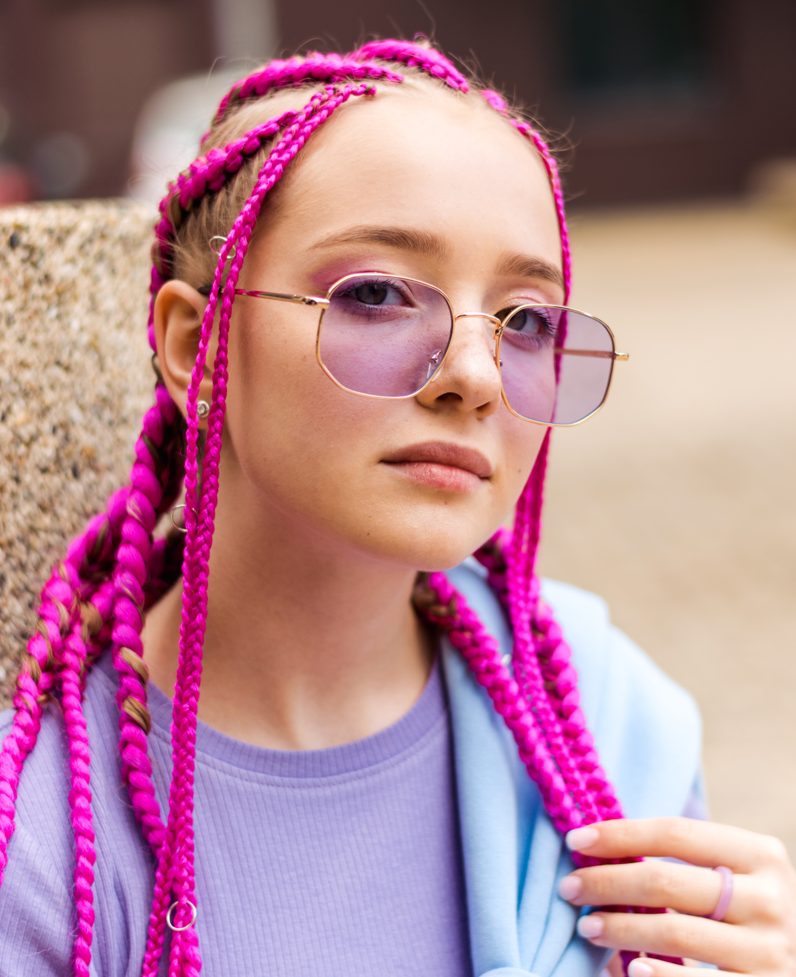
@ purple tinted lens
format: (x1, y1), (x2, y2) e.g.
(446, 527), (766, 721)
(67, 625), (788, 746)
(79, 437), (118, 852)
(319, 276), (452, 396)
(500, 306), (614, 424)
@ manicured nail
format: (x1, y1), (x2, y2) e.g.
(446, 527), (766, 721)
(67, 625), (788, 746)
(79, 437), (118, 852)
(576, 914), (604, 939)
(557, 874), (583, 901)
(627, 961), (654, 977)
(566, 826), (599, 851)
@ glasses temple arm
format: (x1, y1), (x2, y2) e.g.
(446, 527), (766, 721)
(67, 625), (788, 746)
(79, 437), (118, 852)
(554, 347), (630, 361)
(195, 284), (329, 308)
(233, 289), (329, 308)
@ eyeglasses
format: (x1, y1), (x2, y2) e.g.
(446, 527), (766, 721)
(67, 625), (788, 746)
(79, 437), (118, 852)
(231, 271), (628, 426)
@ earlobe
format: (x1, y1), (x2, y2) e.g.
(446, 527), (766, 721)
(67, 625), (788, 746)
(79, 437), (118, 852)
(153, 280), (214, 421)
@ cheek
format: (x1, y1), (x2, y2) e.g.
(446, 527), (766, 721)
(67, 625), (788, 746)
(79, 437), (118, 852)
(503, 422), (547, 502)
(223, 307), (372, 481)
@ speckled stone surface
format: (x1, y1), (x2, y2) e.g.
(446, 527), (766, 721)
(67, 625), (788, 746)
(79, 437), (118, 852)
(0, 200), (156, 704)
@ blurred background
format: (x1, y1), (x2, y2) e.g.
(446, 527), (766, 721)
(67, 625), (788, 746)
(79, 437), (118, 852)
(1, 2), (795, 851)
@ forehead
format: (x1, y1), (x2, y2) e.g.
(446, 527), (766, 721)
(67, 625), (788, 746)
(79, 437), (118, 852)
(256, 85), (563, 276)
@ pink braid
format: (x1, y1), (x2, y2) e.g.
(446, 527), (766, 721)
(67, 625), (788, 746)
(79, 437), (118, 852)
(0, 570), (73, 880)
(414, 572), (579, 831)
(478, 93), (676, 971)
(149, 108), (304, 350)
(65, 572), (124, 976)
(0, 513), (117, 975)
(477, 95), (606, 825)
(209, 53), (404, 131)
(166, 82), (377, 977)
(58, 566), (97, 977)
(139, 84), (377, 977)
(475, 532), (601, 786)
(0, 494), (125, 884)
(350, 39), (470, 92)
(110, 382), (181, 857)
(133, 104), (314, 977)
(471, 98), (612, 823)
(145, 533), (185, 610)
(416, 570), (681, 972)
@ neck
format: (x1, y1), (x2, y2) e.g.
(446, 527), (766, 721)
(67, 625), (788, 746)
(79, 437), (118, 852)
(142, 493), (435, 751)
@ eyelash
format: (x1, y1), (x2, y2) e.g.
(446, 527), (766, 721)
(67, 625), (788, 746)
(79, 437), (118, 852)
(318, 266), (554, 316)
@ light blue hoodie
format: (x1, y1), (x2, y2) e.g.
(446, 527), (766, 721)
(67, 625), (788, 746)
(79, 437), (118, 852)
(443, 562), (704, 976)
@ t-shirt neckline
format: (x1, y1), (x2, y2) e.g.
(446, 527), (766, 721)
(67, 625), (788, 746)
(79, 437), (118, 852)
(95, 644), (447, 779)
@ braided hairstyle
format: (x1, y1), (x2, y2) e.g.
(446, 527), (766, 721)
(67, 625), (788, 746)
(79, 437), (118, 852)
(0, 39), (677, 976)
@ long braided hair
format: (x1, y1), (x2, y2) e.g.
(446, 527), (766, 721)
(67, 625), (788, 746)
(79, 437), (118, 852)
(0, 39), (677, 977)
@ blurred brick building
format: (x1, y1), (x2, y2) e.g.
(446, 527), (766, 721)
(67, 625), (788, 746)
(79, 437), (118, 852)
(1, 0), (795, 205)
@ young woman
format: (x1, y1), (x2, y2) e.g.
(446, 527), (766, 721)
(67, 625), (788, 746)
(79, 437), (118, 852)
(1, 38), (794, 977)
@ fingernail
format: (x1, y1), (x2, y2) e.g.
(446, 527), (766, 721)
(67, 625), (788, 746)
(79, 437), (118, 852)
(576, 914), (603, 939)
(566, 826), (599, 851)
(628, 961), (654, 977)
(557, 874), (583, 901)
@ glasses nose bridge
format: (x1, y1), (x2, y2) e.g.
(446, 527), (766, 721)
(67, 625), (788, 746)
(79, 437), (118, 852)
(452, 311), (503, 343)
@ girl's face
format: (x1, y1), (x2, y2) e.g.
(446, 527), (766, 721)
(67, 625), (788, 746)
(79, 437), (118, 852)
(218, 85), (564, 571)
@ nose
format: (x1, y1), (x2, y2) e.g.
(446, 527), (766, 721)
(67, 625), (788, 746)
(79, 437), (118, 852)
(414, 312), (503, 417)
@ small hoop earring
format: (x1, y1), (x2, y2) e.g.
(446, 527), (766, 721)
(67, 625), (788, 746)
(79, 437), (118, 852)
(197, 399), (210, 419)
(170, 503), (198, 534)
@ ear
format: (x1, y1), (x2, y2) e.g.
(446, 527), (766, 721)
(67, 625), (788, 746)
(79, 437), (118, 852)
(153, 280), (214, 423)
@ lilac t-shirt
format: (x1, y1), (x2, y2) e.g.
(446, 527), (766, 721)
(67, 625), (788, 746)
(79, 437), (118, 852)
(0, 648), (473, 976)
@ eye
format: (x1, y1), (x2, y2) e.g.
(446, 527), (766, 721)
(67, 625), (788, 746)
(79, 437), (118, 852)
(336, 277), (412, 309)
(498, 305), (558, 349)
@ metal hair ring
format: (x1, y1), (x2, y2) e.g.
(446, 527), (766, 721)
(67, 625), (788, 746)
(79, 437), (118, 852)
(170, 503), (198, 534)
(208, 235), (236, 259)
(166, 898), (197, 932)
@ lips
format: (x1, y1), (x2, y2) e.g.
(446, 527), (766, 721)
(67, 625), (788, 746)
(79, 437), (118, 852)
(381, 442), (493, 478)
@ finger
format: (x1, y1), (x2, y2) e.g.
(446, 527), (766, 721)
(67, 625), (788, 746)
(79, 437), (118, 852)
(625, 960), (751, 977)
(575, 909), (770, 972)
(559, 860), (751, 923)
(566, 817), (787, 874)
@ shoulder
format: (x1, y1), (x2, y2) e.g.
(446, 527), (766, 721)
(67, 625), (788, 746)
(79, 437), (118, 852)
(0, 698), (80, 974)
(445, 560), (702, 818)
(0, 658), (152, 976)
(0, 696), (75, 873)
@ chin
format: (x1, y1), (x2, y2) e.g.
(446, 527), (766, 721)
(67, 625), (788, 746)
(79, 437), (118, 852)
(368, 519), (497, 574)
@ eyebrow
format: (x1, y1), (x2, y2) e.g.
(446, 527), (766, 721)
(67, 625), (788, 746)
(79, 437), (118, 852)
(311, 224), (564, 291)
(494, 252), (564, 291)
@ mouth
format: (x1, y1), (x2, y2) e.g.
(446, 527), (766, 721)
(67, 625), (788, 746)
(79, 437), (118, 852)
(380, 442), (493, 492)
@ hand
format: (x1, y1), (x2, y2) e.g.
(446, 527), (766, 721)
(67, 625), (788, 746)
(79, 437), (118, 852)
(556, 817), (796, 976)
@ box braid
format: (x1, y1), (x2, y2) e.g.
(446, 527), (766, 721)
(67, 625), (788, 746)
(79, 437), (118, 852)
(0, 39), (679, 976)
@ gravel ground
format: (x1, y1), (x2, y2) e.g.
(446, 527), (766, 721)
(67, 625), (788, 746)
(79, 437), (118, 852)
(540, 199), (796, 855)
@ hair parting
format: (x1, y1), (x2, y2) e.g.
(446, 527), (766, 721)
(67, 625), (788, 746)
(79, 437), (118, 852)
(0, 39), (676, 976)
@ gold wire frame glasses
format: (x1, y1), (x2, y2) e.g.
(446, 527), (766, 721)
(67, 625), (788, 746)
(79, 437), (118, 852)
(227, 271), (629, 427)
